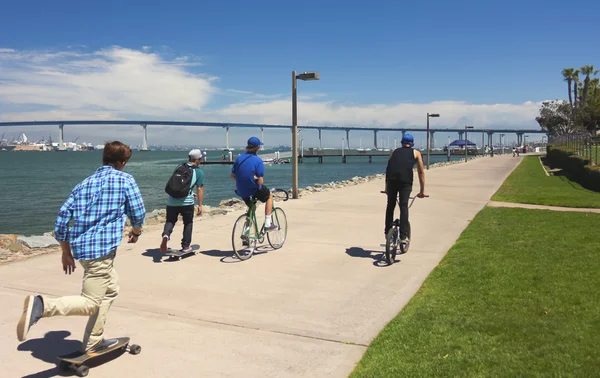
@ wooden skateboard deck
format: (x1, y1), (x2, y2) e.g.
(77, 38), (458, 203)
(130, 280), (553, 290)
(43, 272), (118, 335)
(165, 244), (200, 260)
(58, 337), (141, 376)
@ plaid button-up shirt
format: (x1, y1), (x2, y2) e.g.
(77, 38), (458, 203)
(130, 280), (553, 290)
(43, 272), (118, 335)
(54, 165), (146, 260)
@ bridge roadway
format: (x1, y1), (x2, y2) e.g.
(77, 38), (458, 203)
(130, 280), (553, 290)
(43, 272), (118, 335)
(0, 154), (522, 377)
(0, 120), (546, 150)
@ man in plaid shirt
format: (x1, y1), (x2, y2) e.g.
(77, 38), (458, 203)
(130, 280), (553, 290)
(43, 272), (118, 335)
(16, 141), (146, 353)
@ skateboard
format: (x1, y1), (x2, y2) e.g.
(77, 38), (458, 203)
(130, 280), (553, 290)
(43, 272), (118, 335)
(57, 337), (141, 377)
(165, 244), (200, 260)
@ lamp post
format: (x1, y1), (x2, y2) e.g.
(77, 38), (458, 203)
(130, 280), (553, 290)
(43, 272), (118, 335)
(426, 113), (440, 170)
(465, 125), (474, 162)
(292, 71), (320, 199)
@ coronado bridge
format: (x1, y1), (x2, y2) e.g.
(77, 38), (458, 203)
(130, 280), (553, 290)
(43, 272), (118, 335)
(0, 120), (547, 151)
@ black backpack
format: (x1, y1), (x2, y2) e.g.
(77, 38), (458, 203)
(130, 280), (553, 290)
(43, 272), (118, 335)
(165, 163), (194, 199)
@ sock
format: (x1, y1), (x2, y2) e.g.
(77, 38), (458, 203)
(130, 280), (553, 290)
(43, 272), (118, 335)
(265, 214), (272, 227)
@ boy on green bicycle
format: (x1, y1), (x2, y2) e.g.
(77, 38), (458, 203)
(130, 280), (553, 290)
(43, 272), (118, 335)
(230, 136), (277, 231)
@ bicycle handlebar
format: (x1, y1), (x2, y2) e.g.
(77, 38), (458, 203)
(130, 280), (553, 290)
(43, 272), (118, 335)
(380, 190), (429, 198)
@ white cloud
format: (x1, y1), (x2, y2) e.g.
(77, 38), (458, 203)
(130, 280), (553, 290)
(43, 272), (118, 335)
(214, 99), (542, 130)
(0, 46), (545, 146)
(0, 46), (216, 117)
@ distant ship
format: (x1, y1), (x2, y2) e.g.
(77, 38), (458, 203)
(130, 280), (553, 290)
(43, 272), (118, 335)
(0, 132), (17, 151)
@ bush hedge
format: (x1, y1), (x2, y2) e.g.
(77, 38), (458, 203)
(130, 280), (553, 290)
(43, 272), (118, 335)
(546, 145), (600, 191)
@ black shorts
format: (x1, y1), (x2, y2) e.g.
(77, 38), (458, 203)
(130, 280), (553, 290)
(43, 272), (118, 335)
(243, 185), (270, 206)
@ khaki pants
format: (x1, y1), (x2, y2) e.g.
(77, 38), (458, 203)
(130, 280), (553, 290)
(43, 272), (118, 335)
(41, 251), (119, 352)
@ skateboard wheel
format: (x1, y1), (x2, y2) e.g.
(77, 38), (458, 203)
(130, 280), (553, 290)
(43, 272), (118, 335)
(59, 360), (71, 371)
(129, 344), (142, 355)
(76, 365), (89, 377)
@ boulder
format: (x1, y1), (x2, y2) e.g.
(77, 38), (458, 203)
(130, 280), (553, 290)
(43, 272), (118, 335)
(0, 234), (18, 247)
(146, 212), (158, 219)
(209, 209), (229, 216)
(8, 242), (23, 252)
(17, 236), (59, 249)
(220, 198), (243, 207)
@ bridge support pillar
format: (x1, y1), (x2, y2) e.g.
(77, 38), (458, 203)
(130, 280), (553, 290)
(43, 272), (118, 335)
(342, 156), (347, 164)
(345, 129), (350, 148)
(58, 124), (65, 151)
(374, 130), (378, 149)
(318, 156), (323, 164)
(369, 156), (372, 164)
(226, 126), (230, 150)
(141, 124), (148, 151)
(261, 127), (264, 148)
(481, 131), (485, 155)
(318, 129), (322, 149)
(430, 131), (435, 149)
(459, 131), (464, 140)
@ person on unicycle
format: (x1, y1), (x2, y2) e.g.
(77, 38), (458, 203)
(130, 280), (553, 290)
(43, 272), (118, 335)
(230, 136), (277, 232)
(383, 134), (427, 244)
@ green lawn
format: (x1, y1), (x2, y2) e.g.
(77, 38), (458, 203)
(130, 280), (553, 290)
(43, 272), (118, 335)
(350, 207), (600, 378)
(491, 155), (600, 208)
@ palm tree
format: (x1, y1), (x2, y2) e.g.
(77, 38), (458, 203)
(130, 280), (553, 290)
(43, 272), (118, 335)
(573, 70), (580, 108)
(562, 68), (575, 107)
(590, 78), (600, 100)
(580, 65), (596, 104)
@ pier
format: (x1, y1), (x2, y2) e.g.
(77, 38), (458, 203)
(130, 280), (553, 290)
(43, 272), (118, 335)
(300, 148), (390, 163)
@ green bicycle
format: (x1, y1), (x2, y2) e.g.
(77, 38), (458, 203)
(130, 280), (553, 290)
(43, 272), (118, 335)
(231, 188), (289, 260)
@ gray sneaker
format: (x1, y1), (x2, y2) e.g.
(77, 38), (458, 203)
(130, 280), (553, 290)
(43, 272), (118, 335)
(264, 224), (278, 232)
(17, 295), (43, 341)
(87, 338), (119, 353)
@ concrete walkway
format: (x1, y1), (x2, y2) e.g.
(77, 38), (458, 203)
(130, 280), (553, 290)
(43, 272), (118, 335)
(487, 200), (600, 213)
(0, 155), (521, 378)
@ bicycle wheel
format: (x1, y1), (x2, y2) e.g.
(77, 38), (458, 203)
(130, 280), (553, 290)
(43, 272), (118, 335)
(385, 227), (399, 265)
(267, 207), (287, 249)
(232, 214), (257, 260)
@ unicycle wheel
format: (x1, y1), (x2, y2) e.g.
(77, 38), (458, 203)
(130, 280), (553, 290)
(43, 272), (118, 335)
(385, 227), (398, 265)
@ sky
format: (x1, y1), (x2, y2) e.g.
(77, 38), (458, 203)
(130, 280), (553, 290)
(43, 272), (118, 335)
(1, 0), (599, 148)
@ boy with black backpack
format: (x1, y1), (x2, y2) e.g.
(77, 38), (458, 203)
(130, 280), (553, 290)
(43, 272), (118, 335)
(160, 149), (204, 253)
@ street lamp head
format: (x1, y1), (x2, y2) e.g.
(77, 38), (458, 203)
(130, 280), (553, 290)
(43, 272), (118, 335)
(428, 113), (440, 118)
(297, 72), (320, 81)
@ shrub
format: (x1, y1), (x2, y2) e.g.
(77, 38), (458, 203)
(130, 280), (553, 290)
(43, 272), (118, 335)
(546, 146), (600, 191)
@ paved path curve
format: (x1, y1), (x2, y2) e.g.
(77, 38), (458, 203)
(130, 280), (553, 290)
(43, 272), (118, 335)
(0, 155), (521, 378)
(487, 200), (600, 213)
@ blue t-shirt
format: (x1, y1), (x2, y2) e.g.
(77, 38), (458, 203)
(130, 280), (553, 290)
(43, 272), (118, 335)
(167, 163), (204, 207)
(232, 153), (264, 198)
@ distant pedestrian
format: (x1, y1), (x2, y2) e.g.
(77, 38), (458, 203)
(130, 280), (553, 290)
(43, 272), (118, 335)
(17, 141), (146, 354)
(161, 149), (204, 253)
